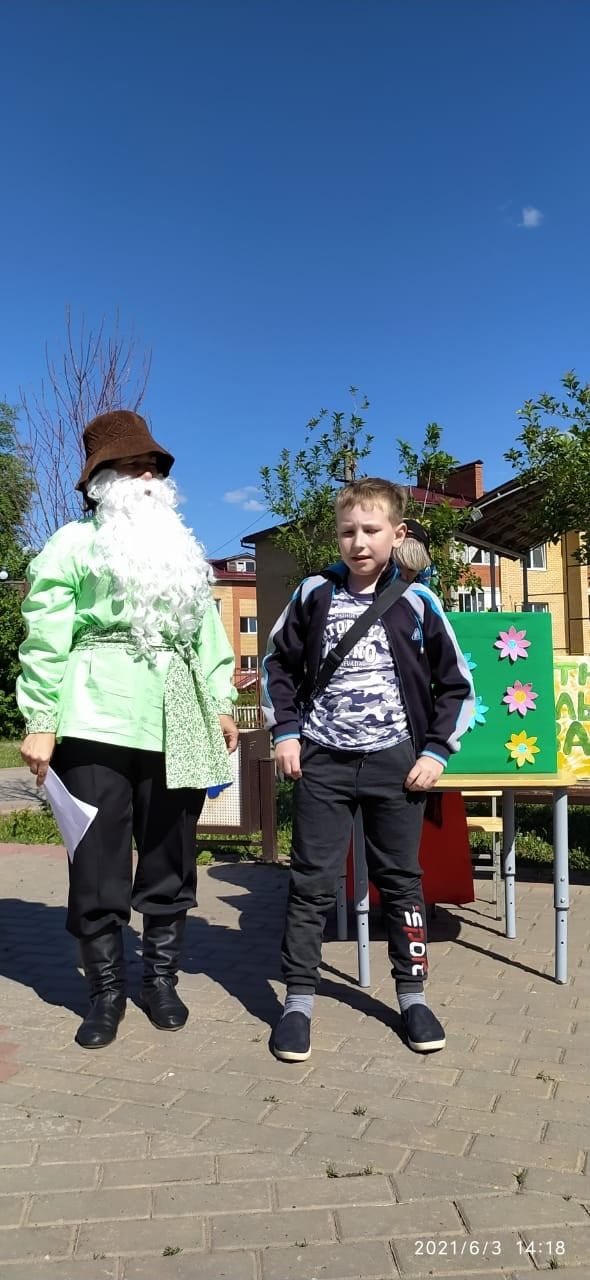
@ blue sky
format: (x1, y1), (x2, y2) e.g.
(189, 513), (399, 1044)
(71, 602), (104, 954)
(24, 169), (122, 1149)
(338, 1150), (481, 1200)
(2, 0), (590, 555)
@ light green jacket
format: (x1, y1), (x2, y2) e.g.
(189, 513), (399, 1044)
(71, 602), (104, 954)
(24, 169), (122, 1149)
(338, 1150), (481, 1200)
(17, 519), (237, 788)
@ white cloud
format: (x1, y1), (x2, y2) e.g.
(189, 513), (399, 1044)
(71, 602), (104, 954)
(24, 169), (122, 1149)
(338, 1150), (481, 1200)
(519, 206), (544, 229)
(223, 485), (265, 512)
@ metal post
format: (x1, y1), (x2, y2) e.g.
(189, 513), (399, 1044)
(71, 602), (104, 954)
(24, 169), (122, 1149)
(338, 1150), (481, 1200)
(353, 810), (371, 987)
(553, 787), (569, 983)
(490, 551), (498, 611)
(502, 789), (516, 938)
(336, 870), (348, 941)
(259, 757), (278, 862)
(491, 794), (501, 919)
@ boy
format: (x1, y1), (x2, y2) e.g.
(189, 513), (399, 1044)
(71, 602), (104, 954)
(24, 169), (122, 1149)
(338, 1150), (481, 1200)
(395, 517), (433, 584)
(262, 477), (474, 1061)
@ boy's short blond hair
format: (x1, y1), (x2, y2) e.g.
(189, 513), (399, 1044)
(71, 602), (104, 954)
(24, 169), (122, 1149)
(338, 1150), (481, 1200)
(335, 476), (407, 525)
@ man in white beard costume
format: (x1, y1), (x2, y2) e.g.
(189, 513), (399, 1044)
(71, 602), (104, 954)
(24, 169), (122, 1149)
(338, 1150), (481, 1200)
(18, 411), (239, 1049)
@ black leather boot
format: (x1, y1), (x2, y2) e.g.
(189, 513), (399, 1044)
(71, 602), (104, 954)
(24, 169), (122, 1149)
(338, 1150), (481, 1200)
(140, 913), (189, 1031)
(76, 929), (126, 1049)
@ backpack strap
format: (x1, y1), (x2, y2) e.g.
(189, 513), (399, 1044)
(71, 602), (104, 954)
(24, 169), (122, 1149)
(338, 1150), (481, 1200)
(306, 576), (409, 705)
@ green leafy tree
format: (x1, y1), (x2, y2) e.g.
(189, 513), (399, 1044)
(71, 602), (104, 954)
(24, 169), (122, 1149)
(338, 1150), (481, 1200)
(261, 402), (480, 601)
(505, 370), (590, 559)
(0, 403), (34, 544)
(259, 390), (373, 578)
(0, 403), (34, 738)
(396, 422), (481, 600)
(0, 544), (29, 739)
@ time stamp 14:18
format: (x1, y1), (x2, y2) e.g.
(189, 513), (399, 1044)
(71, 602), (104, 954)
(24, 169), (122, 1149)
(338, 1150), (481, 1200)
(414, 1239), (566, 1259)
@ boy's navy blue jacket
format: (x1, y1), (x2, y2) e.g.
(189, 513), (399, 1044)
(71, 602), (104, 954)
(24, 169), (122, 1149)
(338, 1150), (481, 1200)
(262, 561), (475, 767)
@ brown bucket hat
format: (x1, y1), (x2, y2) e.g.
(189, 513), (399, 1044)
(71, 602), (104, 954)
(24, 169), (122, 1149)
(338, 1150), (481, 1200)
(76, 410), (175, 492)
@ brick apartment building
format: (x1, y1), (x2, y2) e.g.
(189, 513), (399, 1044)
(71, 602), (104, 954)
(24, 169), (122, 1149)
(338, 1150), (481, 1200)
(209, 553), (258, 688)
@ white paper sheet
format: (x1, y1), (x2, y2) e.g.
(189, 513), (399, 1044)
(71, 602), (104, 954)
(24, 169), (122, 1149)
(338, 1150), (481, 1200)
(43, 767), (98, 863)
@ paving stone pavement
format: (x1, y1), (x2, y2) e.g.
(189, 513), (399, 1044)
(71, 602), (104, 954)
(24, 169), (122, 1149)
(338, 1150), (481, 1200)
(0, 841), (589, 1279)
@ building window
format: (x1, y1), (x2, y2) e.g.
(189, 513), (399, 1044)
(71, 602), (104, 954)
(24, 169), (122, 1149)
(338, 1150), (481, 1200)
(241, 655), (258, 670)
(213, 598), (222, 614)
(527, 545), (547, 570)
(462, 545), (490, 566)
(228, 558), (256, 573)
(240, 617), (258, 634)
(527, 602), (549, 612)
(457, 589), (486, 613)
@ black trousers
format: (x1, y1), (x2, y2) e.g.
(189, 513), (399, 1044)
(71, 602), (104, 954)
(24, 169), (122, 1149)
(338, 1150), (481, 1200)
(53, 738), (205, 939)
(282, 738), (428, 993)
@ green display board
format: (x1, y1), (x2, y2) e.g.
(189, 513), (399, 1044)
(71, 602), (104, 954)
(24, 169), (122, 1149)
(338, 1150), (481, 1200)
(445, 612), (557, 775)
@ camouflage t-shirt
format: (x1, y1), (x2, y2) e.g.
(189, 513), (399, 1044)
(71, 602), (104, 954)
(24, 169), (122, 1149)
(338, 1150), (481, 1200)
(302, 587), (410, 752)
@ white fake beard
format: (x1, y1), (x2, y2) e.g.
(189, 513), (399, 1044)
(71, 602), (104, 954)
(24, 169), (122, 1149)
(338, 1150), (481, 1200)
(87, 470), (213, 657)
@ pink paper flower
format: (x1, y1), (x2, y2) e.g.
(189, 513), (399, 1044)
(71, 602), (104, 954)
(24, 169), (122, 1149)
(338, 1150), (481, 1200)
(494, 626), (531, 662)
(503, 680), (538, 717)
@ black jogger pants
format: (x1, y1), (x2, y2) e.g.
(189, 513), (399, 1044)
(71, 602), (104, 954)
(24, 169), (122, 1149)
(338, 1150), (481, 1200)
(282, 737), (428, 992)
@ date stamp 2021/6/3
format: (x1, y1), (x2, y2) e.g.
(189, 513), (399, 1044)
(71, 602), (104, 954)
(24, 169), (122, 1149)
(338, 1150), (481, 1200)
(414, 1239), (566, 1260)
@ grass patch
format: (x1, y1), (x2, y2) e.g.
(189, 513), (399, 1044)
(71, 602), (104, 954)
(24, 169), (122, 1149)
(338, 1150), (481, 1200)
(0, 740), (23, 769)
(0, 806), (61, 844)
(195, 829), (291, 863)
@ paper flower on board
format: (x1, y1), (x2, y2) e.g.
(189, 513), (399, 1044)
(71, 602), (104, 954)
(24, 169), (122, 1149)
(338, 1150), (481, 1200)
(505, 731), (540, 768)
(463, 651), (477, 672)
(503, 680), (538, 718)
(468, 696), (489, 730)
(495, 626), (531, 662)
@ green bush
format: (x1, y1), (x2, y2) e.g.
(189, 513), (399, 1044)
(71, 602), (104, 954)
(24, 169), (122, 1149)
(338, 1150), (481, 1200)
(276, 780), (294, 827)
(518, 803), (590, 855)
(466, 801), (590, 855)
(277, 825), (291, 857)
(469, 828), (590, 874)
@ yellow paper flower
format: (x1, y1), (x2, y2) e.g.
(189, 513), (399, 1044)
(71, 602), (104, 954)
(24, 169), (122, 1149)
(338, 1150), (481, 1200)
(505, 730), (540, 768)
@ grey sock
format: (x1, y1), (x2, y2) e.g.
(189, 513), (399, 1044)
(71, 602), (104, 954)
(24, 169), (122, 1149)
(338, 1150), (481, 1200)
(397, 989), (426, 1014)
(282, 993), (314, 1020)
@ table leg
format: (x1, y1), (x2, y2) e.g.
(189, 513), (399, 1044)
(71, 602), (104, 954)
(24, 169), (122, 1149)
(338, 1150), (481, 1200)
(336, 874), (348, 941)
(553, 787), (569, 984)
(502, 789), (516, 938)
(353, 810), (371, 988)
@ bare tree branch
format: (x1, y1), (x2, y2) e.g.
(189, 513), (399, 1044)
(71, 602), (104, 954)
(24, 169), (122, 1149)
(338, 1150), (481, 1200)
(18, 307), (152, 545)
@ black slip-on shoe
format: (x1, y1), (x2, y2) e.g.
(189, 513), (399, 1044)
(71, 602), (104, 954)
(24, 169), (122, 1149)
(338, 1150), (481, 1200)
(271, 1011), (311, 1062)
(402, 1004), (446, 1052)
